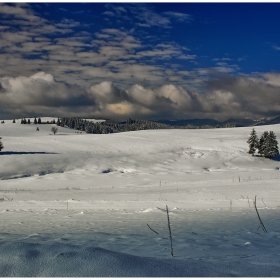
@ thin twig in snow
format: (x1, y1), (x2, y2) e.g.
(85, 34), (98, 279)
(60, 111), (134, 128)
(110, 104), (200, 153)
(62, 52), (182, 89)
(3, 195), (13, 201)
(254, 195), (267, 233)
(247, 195), (251, 208)
(166, 205), (174, 257)
(147, 224), (158, 235)
(262, 197), (267, 208)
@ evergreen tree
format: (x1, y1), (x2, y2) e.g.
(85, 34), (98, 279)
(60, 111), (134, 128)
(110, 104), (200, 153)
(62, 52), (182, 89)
(0, 137), (3, 151)
(247, 128), (259, 155)
(21, 119), (24, 124)
(28, 119), (31, 124)
(264, 131), (279, 158)
(56, 118), (61, 126)
(38, 118), (41, 124)
(34, 118), (37, 124)
(258, 131), (269, 156)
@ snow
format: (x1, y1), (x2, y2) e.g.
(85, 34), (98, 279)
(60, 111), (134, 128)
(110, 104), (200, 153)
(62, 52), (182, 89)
(1, 119), (280, 276)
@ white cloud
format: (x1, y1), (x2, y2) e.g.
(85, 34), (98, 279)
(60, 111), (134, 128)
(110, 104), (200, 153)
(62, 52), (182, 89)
(1, 72), (280, 121)
(162, 11), (192, 22)
(0, 3), (198, 91)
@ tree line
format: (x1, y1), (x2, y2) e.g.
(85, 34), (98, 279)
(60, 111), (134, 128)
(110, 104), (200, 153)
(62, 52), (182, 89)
(56, 117), (238, 134)
(20, 117), (56, 124)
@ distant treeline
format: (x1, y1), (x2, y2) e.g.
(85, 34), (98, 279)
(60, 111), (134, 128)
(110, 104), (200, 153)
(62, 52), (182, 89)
(57, 117), (236, 134)
(20, 117), (56, 124)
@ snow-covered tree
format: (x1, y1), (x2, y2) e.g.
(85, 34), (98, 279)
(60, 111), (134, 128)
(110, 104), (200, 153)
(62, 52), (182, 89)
(0, 137), (3, 151)
(247, 128), (259, 155)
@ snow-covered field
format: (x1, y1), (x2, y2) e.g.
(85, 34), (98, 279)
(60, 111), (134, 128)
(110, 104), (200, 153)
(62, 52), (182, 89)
(1, 118), (280, 276)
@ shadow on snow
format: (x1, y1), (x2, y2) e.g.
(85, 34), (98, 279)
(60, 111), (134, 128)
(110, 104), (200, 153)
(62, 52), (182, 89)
(0, 151), (58, 155)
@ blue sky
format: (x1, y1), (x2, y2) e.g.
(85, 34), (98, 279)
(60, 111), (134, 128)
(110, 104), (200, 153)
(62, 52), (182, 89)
(0, 2), (280, 120)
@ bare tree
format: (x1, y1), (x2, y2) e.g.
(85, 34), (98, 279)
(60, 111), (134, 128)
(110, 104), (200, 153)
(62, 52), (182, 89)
(51, 127), (58, 135)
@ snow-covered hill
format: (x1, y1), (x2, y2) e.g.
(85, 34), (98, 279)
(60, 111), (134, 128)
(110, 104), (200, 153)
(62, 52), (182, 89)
(1, 119), (280, 276)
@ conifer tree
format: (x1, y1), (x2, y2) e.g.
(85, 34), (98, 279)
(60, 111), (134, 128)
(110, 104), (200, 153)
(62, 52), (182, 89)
(0, 137), (3, 151)
(28, 119), (31, 124)
(264, 131), (279, 158)
(247, 128), (259, 155)
(258, 131), (269, 156)
(34, 118), (37, 124)
(38, 118), (41, 124)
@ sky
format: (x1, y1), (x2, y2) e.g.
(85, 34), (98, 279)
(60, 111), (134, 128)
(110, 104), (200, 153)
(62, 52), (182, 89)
(1, 2), (280, 121)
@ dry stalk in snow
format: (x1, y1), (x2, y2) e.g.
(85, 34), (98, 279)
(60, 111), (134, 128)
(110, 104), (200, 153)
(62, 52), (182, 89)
(262, 197), (267, 208)
(247, 195), (251, 208)
(254, 195), (267, 233)
(147, 224), (158, 235)
(166, 205), (174, 257)
(3, 195), (13, 201)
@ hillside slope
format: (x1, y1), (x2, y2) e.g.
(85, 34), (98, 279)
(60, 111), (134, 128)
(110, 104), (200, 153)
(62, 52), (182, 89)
(0, 119), (280, 276)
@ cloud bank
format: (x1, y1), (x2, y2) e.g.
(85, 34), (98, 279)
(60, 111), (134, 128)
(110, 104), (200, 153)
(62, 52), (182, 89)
(1, 72), (280, 121)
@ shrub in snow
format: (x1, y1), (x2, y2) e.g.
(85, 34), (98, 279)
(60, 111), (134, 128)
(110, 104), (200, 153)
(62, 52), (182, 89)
(247, 128), (258, 155)
(51, 127), (58, 135)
